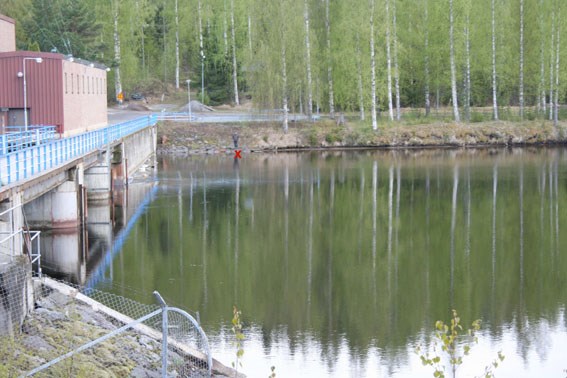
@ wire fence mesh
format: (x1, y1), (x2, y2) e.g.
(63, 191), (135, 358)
(0, 271), (213, 377)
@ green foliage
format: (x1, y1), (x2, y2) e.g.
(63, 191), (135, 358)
(231, 305), (244, 373)
(416, 310), (504, 378)
(24, 0), (101, 60)
(324, 127), (342, 144)
(306, 128), (319, 146)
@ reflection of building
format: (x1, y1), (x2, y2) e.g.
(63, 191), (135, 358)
(0, 14), (108, 136)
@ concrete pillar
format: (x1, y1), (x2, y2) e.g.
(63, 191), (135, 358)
(25, 180), (81, 229)
(84, 147), (111, 201)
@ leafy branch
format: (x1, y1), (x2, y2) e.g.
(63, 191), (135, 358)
(231, 305), (245, 375)
(416, 309), (504, 378)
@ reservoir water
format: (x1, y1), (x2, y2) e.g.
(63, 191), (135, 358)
(86, 148), (567, 377)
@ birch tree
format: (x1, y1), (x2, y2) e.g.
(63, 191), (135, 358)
(518, 0), (524, 118)
(325, 0), (335, 119)
(174, 0), (179, 89)
(393, 0), (401, 120)
(282, 41), (289, 132)
(386, 0), (394, 121)
(449, 0), (460, 122)
(230, 0), (239, 105)
(198, 0), (205, 103)
(424, 0), (431, 116)
(539, 0), (546, 114)
(370, 0), (378, 129)
(303, 0), (313, 118)
(464, 15), (471, 122)
(112, 0), (123, 104)
(491, 0), (498, 120)
(549, 16), (555, 121)
(553, 19), (560, 128)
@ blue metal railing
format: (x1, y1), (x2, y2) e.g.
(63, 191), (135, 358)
(0, 115), (157, 186)
(0, 126), (58, 155)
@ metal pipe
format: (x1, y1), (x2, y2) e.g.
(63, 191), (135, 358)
(153, 291), (168, 378)
(22, 57), (43, 132)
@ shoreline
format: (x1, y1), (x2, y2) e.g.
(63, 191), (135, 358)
(156, 119), (567, 155)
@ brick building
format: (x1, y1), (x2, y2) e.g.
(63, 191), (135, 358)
(0, 14), (108, 136)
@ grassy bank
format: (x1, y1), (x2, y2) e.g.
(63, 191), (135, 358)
(157, 117), (567, 154)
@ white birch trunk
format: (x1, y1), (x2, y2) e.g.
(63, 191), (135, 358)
(393, 0), (401, 120)
(538, 31), (547, 115)
(248, 14), (252, 53)
(198, 0), (205, 102)
(386, 0), (394, 121)
(304, 0), (313, 118)
(113, 1), (122, 104)
(449, 0), (460, 122)
(230, 0), (239, 105)
(424, 0), (430, 117)
(550, 20), (555, 121)
(491, 0), (498, 120)
(282, 43), (289, 133)
(554, 25), (560, 127)
(325, 0), (335, 119)
(519, 0), (524, 118)
(465, 20), (471, 122)
(539, 0), (546, 114)
(370, 0), (378, 130)
(356, 34), (365, 121)
(175, 0), (180, 89)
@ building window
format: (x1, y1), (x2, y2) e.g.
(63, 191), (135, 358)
(71, 74), (74, 94)
(65, 73), (68, 94)
(77, 75), (80, 94)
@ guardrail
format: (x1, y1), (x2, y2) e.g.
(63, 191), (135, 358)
(155, 112), (195, 121)
(0, 126), (58, 155)
(0, 230), (42, 276)
(0, 115), (157, 186)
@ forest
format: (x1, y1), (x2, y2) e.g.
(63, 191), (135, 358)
(0, 0), (565, 128)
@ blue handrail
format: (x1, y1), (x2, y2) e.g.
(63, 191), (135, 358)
(0, 126), (58, 155)
(0, 115), (157, 186)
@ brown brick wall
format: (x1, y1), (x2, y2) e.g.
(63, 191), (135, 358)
(0, 15), (16, 53)
(62, 60), (108, 136)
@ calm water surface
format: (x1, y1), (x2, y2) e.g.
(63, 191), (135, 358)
(97, 149), (567, 377)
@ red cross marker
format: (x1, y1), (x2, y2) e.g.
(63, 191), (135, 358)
(234, 149), (242, 159)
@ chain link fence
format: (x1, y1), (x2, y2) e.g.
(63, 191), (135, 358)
(0, 271), (218, 377)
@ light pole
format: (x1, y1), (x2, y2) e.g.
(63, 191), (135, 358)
(186, 79), (192, 121)
(23, 57), (43, 131)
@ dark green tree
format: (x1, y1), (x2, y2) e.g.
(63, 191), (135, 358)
(24, 0), (101, 60)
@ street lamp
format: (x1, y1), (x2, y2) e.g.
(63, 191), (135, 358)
(23, 57), (43, 131)
(186, 79), (192, 122)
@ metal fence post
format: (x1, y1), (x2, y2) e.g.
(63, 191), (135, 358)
(154, 291), (168, 378)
